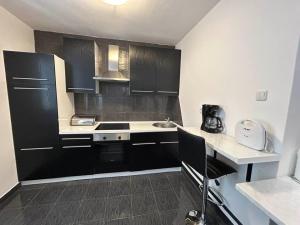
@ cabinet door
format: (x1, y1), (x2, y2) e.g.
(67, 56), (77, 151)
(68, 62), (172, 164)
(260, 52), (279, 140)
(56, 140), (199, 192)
(129, 142), (161, 171)
(130, 45), (156, 94)
(4, 51), (56, 85)
(16, 149), (62, 181)
(157, 132), (180, 167)
(156, 48), (181, 95)
(7, 83), (59, 151)
(58, 135), (94, 177)
(63, 38), (95, 93)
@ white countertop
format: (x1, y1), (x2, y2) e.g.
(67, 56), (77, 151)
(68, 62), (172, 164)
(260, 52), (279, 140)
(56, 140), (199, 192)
(59, 121), (280, 165)
(236, 177), (300, 225)
(59, 121), (178, 134)
(181, 127), (280, 165)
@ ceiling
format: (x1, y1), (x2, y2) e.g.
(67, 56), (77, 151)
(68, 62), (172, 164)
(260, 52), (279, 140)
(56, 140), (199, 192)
(0, 0), (219, 45)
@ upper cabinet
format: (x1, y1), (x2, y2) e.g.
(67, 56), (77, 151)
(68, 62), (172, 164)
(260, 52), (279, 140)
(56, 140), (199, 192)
(156, 48), (181, 95)
(63, 38), (95, 93)
(129, 45), (157, 94)
(129, 45), (181, 95)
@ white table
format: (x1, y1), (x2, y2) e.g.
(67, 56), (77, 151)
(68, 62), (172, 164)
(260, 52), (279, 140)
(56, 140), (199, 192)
(236, 177), (300, 225)
(181, 127), (280, 181)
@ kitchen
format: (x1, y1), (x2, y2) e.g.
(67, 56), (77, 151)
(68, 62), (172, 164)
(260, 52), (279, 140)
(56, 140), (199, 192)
(1, 1), (300, 225)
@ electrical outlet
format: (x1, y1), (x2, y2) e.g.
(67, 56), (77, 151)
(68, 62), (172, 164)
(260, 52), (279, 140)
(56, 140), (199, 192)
(256, 90), (268, 101)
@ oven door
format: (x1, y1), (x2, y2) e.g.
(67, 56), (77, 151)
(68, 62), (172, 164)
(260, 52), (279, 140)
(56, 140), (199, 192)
(94, 141), (129, 173)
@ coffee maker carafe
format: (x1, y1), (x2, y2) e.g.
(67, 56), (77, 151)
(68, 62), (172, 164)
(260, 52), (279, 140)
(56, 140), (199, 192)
(201, 104), (223, 133)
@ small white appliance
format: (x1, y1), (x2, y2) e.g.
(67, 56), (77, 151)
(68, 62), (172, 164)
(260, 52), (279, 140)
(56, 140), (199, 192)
(235, 120), (266, 151)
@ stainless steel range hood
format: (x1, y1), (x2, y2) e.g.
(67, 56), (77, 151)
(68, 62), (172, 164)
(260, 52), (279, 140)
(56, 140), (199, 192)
(93, 44), (129, 82)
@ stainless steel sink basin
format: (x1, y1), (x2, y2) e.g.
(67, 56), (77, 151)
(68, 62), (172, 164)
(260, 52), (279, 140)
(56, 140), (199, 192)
(152, 122), (177, 128)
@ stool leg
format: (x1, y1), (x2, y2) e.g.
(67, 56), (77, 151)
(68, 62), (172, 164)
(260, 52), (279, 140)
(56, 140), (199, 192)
(200, 177), (209, 225)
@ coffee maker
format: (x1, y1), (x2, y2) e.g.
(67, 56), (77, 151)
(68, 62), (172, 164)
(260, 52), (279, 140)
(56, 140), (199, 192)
(201, 104), (223, 133)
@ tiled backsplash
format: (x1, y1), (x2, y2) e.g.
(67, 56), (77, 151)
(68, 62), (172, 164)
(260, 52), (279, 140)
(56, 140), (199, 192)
(74, 83), (182, 123)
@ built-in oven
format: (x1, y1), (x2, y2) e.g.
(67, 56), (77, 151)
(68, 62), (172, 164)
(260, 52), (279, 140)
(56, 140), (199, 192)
(93, 132), (130, 173)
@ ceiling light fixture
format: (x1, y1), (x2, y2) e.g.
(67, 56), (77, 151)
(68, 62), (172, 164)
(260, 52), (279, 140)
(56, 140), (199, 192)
(103, 0), (128, 5)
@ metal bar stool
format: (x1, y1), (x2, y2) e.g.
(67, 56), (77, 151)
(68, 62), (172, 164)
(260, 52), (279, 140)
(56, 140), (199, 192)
(178, 128), (236, 225)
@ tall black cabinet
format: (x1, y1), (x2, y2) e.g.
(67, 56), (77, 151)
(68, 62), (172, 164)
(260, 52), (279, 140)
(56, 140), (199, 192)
(4, 51), (60, 181)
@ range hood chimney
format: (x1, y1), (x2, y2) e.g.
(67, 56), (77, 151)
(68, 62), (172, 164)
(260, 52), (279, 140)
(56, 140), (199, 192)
(93, 44), (129, 82)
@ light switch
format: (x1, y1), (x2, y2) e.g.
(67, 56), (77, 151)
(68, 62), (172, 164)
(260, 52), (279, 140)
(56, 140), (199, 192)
(256, 90), (268, 101)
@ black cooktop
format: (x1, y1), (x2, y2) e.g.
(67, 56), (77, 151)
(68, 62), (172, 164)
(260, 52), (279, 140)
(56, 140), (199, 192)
(95, 123), (130, 130)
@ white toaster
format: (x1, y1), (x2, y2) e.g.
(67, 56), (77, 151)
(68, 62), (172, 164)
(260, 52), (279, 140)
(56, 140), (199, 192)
(235, 120), (266, 151)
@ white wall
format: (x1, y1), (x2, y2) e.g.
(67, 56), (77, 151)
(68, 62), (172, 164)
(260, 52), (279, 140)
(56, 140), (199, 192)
(176, 0), (300, 224)
(0, 6), (34, 198)
(278, 40), (300, 176)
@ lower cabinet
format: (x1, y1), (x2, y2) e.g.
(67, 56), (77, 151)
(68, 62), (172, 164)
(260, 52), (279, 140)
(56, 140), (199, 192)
(58, 134), (94, 177)
(17, 132), (180, 181)
(16, 148), (61, 181)
(129, 132), (180, 171)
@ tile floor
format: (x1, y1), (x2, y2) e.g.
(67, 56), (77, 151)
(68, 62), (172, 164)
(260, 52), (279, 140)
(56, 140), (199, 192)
(0, 171), (232, 225)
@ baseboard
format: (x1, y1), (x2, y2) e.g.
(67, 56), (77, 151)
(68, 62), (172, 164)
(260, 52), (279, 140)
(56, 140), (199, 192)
(21, 167), (182, 185)
(0, 183), (20, 209)
(182, 163), (242, 225)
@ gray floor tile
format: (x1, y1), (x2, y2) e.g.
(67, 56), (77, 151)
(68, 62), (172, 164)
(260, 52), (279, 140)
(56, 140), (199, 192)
(105, 195), (131, 220)
(130, 175), (152, 194)
(132, 213), (162, 225)
(30, 186), (65, 205)
(57, 184), (87, 203)
(105, 218), (131, 225)
(0, 208), (24, 225)
(149, 174), (171, 191)
(14, 204), (52, 225)
(85, 182), (110, 199)
(131, 192), (157, 216)
(175, 188), (196, 210)
(160, 208), (188, 225)
(0, 189), (40, 209)
(76, 198), (106, 223)
(108, 179), (131, 197)
(154, 189), (180, 211)
(44, 201), (81, 225)
(76, 222), (105, 225)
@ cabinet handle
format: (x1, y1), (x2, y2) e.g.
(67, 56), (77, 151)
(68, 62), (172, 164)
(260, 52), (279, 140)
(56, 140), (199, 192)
(61, 137), (91, 140)
(62, 145), (92, 149)
(20, 147), (54, 151)
(12, 77), (48, 81)
(131, 90), (154, 93)
(157, 91), (178, 94)
(132, 142), (156, 146)
(13, 87), (48, 90)
(68, 88), (94, 91)
(160, 141), (179, 144)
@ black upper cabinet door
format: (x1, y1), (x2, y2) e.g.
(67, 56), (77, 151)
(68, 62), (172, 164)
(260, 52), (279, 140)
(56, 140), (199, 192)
(156, 49), (181, 95)
(63, 38), (95, 93)
(4, 51), (56, 85)
(130, 45), (156, 94)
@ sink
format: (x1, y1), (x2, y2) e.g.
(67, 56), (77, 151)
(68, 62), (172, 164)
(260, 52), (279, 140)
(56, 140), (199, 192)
(152, 122), (177, 128)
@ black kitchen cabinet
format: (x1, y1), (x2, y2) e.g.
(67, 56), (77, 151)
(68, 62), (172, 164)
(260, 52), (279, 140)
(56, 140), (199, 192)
(63, 38), (95, 93)
(156, 48), (181, 95)
(129, 45), (181, 95)
(4, 51), (60, 181)
(129, 132), (180, 171)
(129, 45), (157, 94)
(58, 134), (94, 176)
(4, 51), (56, 85)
